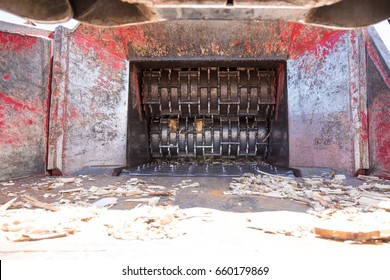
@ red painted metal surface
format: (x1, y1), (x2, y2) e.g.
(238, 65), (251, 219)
(48, 26), (129, 174)
(367, 37), (390, 178)
(48, 20), (363, 175)
(1, 20), (375, 178)
(69, 21), (346, 61)
(0, 28), (52, 180)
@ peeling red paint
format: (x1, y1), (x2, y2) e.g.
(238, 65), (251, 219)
(69, 107), (80, 120)
(0, 33), (38, 53)
(69, 21), (347, 62)
(0, 27), (52, 180)
(366, 34), (390, 177)
(367, 39), (390, 90)
(244, 39), (253, 55)
(280, 23), (345, 60)
(0, 92), (41, 113)
(229, 39), (241, 47)
(72, 32), (124, 71)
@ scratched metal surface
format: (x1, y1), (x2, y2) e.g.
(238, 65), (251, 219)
(51, 21), (363, 175)
(0, 25), (52, 181)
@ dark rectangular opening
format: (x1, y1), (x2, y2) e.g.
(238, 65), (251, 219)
(126, 60), (288, 176)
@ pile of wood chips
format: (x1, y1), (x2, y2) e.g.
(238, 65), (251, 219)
(227, 173), (390, 243)
(226, 173), (390, 212)
(0, 176), (195, 243)
(0, 205), (99, 242)
(104, 205), (186, 241)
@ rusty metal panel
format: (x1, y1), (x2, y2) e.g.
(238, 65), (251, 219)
(287, 31), (360, 174)
(0, 25), (52, 181)
(366, 28), (390, 179)
(48, 26), (129, 174)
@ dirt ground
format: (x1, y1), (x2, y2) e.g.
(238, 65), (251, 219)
(1, 174), (390, 279)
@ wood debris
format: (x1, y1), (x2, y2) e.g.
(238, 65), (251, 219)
(314, 227), (381, 242)
(226, 173), (390, 212)
(173, 180), (200, 189)
(59, 187), (84, 193)
(55, 177), (76, 184)
(0, 207), (99, 242)
(1, 181), (15, 186)
(104, 205), (186, 241)
(125, 197), (160, 206)
(21, 195), (59, 211)
(0, 197), (18, 212)
(358, 195), (390, 211)
(312, 209), (390, 243)
(92, 197), (118, 208)
(229, 173), (390, 243)
(357, 175), (380, 182)
(55, 178), (176, 205)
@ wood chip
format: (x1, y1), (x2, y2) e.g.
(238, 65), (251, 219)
(59, 187), (84, 193)
(92, 197), (118, 208)
(88, 186), (99, 193)
(334, 174), (346, 180)
(256, 170), (294, 180)
(357, 175), (379, 182)
(56, 177), (76, 183)
(11, 231), (68, 242)
(314, 227), (381, 242)
(146, 185), (167, 190)
(21, 195), (59, 211)
(359, 196), (390, 211)
(125, 197), (160, 206)
(146, 190), (176, 196)
(181, 182), (200, 188)
(0, 197), (18, 212)
(1, 182), (15, 186)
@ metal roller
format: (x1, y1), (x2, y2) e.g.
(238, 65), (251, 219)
(142, 67), (276, 117)
(149, 117), (269, 159)
(144, 67), (276, 159)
